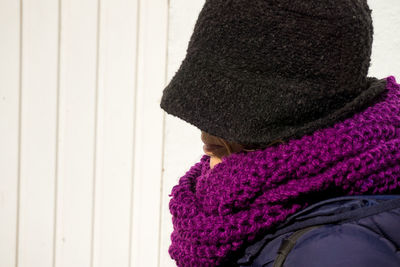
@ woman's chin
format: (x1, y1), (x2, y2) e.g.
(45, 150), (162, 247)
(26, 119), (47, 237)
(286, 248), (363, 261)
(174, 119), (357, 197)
(209, 155), (222, 169)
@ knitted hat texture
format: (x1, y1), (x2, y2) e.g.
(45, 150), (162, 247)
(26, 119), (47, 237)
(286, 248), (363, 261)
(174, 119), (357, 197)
(160, 0), (386, 147)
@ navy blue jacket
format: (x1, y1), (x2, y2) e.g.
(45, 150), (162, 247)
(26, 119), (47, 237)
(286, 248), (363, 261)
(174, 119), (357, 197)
(229, 195), (400, 267)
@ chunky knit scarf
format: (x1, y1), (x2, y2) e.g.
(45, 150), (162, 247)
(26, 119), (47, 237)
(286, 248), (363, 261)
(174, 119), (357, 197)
(168, 76), (400, 266)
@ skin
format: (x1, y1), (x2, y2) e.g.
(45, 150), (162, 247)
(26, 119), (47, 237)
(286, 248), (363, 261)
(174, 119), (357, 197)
(201, 132), (285, 169)
(207, 153), (223, 169)
(201, 131), (245, 169)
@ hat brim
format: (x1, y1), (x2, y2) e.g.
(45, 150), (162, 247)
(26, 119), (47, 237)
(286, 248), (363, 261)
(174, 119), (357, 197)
(160, 52), (388, 147)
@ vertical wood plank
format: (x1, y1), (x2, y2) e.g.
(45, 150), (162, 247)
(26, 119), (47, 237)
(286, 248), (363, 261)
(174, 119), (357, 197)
(0, 0), (21, 266)
(159, 1), (206, 266)
(17, 0), (59, 266)
(368, 0), (400, 78)
(131, 0), (168, 266)
(55, 0), (99, 266)
(91, 0), (138, 266)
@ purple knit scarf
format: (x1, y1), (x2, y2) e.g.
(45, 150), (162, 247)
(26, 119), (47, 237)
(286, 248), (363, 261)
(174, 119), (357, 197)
(168, 76), (400, 266)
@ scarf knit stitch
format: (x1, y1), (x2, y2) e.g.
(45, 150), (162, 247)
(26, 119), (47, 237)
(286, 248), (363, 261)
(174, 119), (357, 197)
(168, 76), (400, 266)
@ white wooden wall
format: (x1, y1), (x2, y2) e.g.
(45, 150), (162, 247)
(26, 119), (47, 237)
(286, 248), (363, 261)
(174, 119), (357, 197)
(0, 1), (399, 267)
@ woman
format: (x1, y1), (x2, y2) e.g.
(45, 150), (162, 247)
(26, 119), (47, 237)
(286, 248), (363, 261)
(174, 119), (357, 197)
(160, 0), (400, 266)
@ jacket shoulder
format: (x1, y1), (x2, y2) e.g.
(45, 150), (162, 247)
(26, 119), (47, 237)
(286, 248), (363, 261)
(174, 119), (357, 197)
(235, 195), (400, 267)
(281, 223), (400, 267)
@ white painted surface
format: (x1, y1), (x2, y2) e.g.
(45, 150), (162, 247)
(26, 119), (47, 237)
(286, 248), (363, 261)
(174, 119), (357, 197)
(92, 0), (138, 267)
(17, 0), (58, 266)
(55, 0), (99, 266)
(0, 1), (399, 267)
(369, 1), (400, 77)
(0, 1), (20, 267)
(130, 0), (167, 266)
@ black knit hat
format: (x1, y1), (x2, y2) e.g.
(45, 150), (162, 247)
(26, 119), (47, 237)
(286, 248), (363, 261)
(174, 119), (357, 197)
(160, 0), (387, 148)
